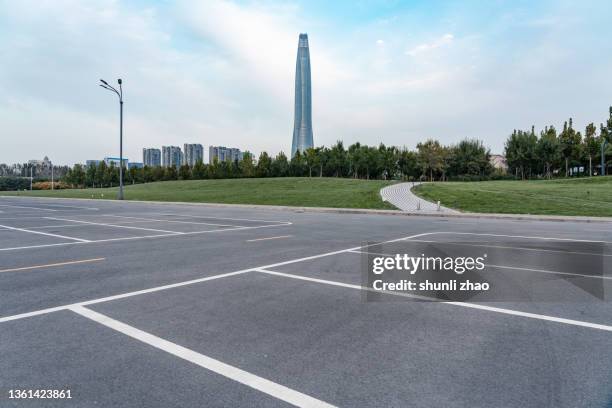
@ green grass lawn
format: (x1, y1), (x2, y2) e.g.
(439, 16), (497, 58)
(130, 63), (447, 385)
(413, 176), (612, 217)
(1, 177), (397, 210)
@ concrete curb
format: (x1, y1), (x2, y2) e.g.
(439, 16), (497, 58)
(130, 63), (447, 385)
(2, 194), (612, 223)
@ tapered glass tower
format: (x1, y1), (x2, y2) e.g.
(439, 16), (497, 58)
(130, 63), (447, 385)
(291, 33), (314, 157)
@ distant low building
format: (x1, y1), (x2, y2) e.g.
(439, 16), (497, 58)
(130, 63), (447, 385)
(86, 160), (101, 167)
(184, 143), (204, 166)
(490, 154), (508, 173)
(143, 148), (161, 167)
(128, 162), (144, 169)
(162, 146), (183, 168)
(104, 157), (129, 167)
(209, 146), (242, 164)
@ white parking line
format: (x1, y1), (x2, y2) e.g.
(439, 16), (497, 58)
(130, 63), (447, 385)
(0, 232), (429, 321)
(247, 235), (293, 242)
(70, 306), (335, 408)
(0, 223), (90, 242)
(101, 214), (244, 228)
(254, 268), (612, 332)
(0, 204), (59, 211)
(44, 217), (184, 235)
(150, 213), (292, 224)
(0, 222), (292, 252)
(486, 264), (612, 280)
(0, 258), (105, 273)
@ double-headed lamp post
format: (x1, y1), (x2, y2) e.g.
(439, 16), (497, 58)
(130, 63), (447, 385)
(99, 78), (124, 200)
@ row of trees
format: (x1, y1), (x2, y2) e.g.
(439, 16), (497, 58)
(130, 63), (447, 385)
(505, 107), (612, 179)
(63, 139), (495, 188)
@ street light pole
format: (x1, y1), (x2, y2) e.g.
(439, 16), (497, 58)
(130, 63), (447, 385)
(99, 78), (124, 200)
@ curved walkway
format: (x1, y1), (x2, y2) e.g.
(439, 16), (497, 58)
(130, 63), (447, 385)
(380, 182), (458, 213)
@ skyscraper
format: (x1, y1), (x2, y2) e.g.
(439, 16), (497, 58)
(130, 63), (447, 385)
(184, 143), (204, 166)
(162, 146), (183, 168)
(291, 33), (314, 157)
(143, 148), (161, 167)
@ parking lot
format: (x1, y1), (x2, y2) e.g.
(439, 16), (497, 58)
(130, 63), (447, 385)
(1, 197), (611, 407)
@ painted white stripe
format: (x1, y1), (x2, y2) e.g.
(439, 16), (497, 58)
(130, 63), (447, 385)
(254, 269), (612, 332)
(150, 212), (292, 225)
(0, 223), (90, 242)
(0, 204), (59, 211)
(70, 306), (335, 408)
(0, 269), (252, 323)
(101, 214), (244, 228)
(424, 231), (612, 244)
(486, 264), (612, 280)
(44, 217), (184, 235)
(0, 232), (428, 321)
(0, 222), (292, 252)
(247, 235), (293, 242)
(0, 258), (105, 273)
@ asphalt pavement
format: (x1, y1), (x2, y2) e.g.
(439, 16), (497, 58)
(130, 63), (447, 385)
(1, 196), (611, 407)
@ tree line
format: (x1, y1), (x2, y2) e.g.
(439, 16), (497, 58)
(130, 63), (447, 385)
(34, 105), (612, 188)
(505, 107), (612, 179)
(62, 138), (497, 188)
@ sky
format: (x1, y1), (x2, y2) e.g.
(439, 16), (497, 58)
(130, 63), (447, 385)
(1, 0), (611, 165)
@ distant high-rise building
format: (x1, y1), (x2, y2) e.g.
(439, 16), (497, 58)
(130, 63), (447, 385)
(291, 33), (314, 157)
(162, 146), (183, 168)
(184, 143), (204, 166)
(143, 148), (161, 167)
(209, 146), (242, 164)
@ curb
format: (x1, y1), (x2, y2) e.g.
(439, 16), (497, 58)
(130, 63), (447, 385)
(2, 194), (612, 223)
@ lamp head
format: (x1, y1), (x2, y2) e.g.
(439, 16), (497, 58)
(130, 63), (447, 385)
(118, 79), (122, 85)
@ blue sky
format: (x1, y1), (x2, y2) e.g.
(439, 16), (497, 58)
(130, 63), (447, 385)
(1, 0), (611, 165)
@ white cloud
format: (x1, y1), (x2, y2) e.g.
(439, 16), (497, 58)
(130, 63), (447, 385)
(405, 33), (454, 56)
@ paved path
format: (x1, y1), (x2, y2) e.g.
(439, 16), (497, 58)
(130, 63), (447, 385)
(380, 182), (458, 213)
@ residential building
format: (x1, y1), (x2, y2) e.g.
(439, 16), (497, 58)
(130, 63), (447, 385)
(143, 148), (161, 167)
(291, 33), (314, 157)
(184, 143), (204, 166)
(209, 146), (242, 164)
(162, 146), (183, 168)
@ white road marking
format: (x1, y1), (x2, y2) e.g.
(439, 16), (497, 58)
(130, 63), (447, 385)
(401, 239), (612, 258)
(0, 232), (429, 321)
(44, 217), (185, 235)
(0, 204), (59, 211)
(0, 258), (105, 273)
(0, 223), (90, 242)
(254, 269), (612, 332)
(0, 269), (253, 323)
(247, 235), (293, 242)
(70, 306), (336, 408)
(0, 223), (291, 252)
(486, 264), (612, 280)
(422, 231), (612, 244)
(150, 212), (292, 224)
(101, 214), (244, 228)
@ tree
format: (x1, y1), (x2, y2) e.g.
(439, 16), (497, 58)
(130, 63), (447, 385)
(448, 139), (492, 177)
(583, 123), (599, 176)
(397, 149), (419, 180)
(256, 152), (272, 177)
(505, 130), (537, 179)
(536, 126), (559, 179)
(178, 164), (191, 180)
(192, 160), (206, 179)
(417, 139), (444, 181)
(271, 152), (289, 177)
(239, 152), (255, 177)
(304, 148), (319, 177)
(328, 141), (347, 177)
(558, 118), (582, 177)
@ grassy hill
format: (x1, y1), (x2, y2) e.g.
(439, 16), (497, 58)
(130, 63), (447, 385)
(1, 177), (397, 210)
(414, 176), (612, 217)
